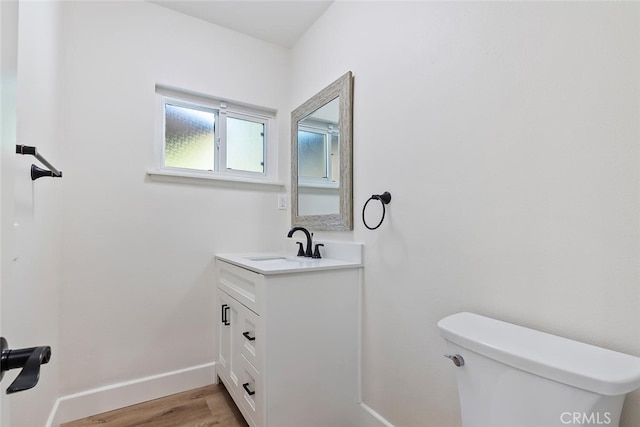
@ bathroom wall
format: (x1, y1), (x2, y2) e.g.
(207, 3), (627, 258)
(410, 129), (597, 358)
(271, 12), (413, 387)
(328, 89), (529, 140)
(56, 0), (289, 404)
(298, 187), (340, 215)
(4, 2), (63, 426)
(292, 2), (640, 426)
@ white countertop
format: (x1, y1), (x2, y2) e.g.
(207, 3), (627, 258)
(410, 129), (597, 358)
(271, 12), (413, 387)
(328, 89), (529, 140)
(216, 252), (362, 275)
(216, 240), (364, 275)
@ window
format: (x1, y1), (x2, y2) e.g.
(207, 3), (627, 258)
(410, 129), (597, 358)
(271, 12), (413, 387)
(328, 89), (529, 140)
(164, 102), (216, 171)
(154, 85), (277, 183)
(297, 124), (339, 188)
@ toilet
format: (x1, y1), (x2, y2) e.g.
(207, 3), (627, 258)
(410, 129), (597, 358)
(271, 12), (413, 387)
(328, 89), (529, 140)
(438, 312), (640, 427)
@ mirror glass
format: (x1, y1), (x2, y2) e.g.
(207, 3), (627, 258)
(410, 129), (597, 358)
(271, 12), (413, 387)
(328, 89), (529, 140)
(291, 72), (353, 231)
(297, 98), (340, 215)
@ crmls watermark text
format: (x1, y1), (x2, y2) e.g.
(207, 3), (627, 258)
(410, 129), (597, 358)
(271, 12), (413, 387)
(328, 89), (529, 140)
(560, 412), (612, 425)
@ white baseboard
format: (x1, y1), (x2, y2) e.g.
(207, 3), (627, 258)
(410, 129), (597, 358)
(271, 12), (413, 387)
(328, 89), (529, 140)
(359, 402), (395, 427)
(46, 362), (216, 427)
(44, 361), (393, 427)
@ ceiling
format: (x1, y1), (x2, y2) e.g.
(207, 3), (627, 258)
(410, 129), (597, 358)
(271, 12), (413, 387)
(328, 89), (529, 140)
(148, 1), (334, 48)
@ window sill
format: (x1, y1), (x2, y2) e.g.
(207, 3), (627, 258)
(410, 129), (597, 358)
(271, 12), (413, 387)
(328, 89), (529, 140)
(298, 182), (339, 190)
(146, 169), (285, 190)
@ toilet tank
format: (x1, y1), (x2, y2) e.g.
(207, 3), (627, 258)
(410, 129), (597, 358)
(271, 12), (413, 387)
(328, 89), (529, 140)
(437, 312), (640, 427)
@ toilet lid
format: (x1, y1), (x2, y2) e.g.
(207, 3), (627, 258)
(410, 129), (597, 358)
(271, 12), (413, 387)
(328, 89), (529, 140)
(438, 312), (640, 396)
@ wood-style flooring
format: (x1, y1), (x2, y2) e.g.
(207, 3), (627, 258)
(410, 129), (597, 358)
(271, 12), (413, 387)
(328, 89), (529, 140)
(62, 384), (248, 427)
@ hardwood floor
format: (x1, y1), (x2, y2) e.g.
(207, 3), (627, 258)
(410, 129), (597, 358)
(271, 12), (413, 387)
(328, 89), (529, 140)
(62, 384), (248, 427)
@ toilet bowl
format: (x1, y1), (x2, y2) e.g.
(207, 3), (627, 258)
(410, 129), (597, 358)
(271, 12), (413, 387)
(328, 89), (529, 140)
(438, 312), (640, 427)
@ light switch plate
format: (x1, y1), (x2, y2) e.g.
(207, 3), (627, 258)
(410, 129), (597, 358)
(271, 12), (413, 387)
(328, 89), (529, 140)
(277, 193), (287, 210)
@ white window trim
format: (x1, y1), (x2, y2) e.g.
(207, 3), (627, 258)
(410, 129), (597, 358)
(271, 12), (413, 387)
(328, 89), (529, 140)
(149, 84), (281, 187)
(297, 123), (339, 189)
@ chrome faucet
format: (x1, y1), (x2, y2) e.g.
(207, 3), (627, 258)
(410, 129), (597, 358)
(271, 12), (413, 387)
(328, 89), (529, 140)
(287, 227), (313, 257)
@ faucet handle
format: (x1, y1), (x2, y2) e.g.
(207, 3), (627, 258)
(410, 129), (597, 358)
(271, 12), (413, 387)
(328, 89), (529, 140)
(295, 242), (305, 257)
(312, 243), (324, 259)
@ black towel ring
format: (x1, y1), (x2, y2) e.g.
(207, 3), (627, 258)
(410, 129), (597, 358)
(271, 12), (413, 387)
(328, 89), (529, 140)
(362, 192), (392, 230)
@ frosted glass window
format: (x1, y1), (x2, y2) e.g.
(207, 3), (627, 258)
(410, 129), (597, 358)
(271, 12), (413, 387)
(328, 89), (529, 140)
(157, 88), (276, 183)
(227, 117), (264, 173)
(164, 104), (215, 171)
(298, 130), (327, 178)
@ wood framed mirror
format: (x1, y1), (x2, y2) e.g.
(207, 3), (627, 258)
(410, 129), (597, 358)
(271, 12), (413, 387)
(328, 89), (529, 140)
(291, 71), (353, 231)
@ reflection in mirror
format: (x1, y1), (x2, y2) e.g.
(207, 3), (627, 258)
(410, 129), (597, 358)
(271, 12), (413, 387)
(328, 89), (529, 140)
(291, 72), (353, 230)
(298, 97), (340, 215)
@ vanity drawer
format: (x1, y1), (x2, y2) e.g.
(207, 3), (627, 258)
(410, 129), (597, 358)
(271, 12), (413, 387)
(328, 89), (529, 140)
(217, 261), (263, 314)
(238, 354), (262, 427)
(239, 305), (259, 371)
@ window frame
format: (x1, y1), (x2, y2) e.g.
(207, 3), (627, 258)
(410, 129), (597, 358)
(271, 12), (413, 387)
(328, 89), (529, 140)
(297, 122), (339, 189)
(223, 110), (268, 177)
(153, 85), (278, 185)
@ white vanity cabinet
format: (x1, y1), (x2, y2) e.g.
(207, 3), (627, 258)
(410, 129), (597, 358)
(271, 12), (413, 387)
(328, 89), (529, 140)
(215, 251), (362, 427)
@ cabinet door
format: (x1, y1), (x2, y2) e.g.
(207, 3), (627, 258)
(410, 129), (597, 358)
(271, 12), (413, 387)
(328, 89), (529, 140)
(218, 291), (233, 384)
(221, 292), (244, 390)
(219, 289), (262, 427)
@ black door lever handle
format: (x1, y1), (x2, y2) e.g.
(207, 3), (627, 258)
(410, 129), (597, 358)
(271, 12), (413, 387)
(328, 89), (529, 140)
(0, 337), (52, 394)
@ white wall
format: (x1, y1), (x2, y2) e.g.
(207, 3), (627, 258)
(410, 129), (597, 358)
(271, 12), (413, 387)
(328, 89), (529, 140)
(292, 2), (640, 426)
(56, 0), (289, 401)
(298, 187), (339, 215)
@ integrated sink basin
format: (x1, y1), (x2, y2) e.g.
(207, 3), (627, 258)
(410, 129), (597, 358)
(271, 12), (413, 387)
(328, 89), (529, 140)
(242, 255), (315, 268)
(245, 256), (287, 262)
(216, 241), (363, 275)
